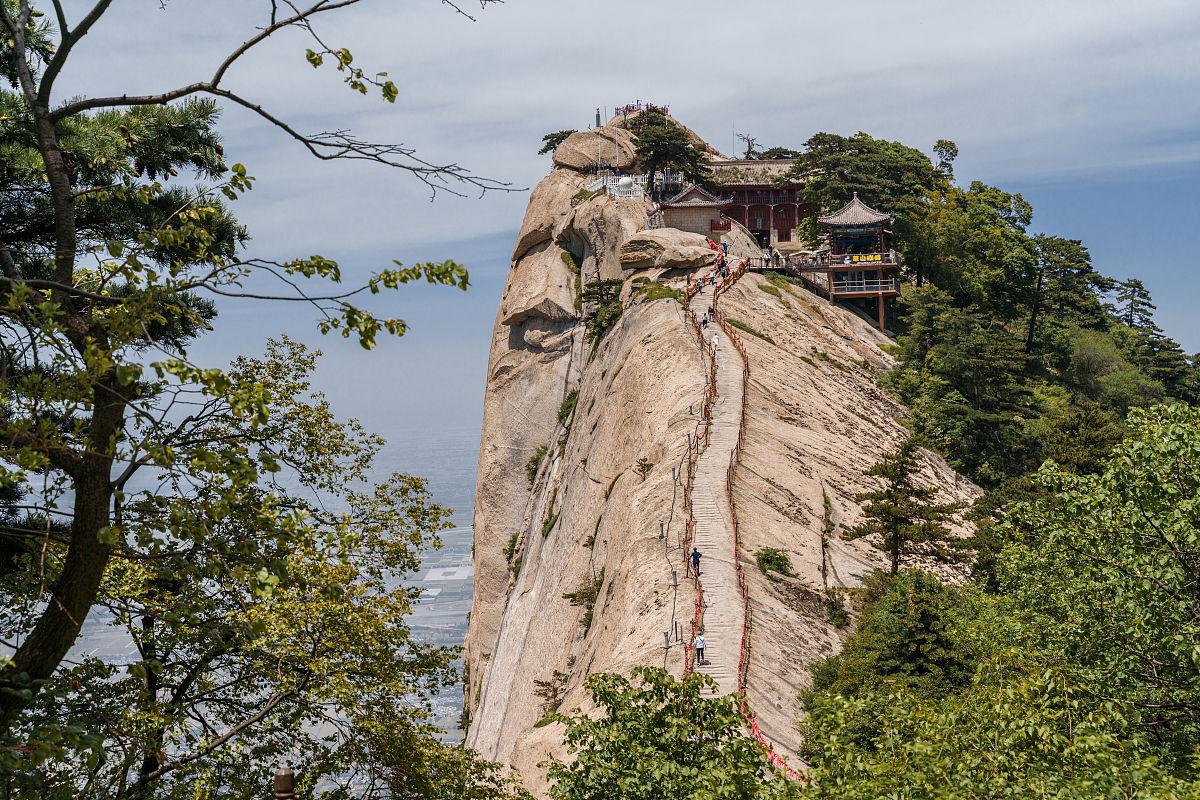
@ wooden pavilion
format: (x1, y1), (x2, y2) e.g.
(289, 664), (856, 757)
(817, 194), (901, 331)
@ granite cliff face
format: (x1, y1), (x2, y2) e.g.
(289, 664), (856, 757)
(463, 120), (979, 796)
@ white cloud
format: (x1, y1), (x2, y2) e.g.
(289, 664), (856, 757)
(57, 1), (1200, 240)
(47, 0), (1200, 351)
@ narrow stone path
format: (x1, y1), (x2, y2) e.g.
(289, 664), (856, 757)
(689, 283), (745, 695)
(688, 267), (805, 782)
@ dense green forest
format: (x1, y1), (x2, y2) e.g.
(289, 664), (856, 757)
(781, 131), (1199, 574)
(784, 133), (1200, 796)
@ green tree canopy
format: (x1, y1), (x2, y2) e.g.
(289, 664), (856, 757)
(547, 668), (798, 800)
(2, 339), (527, 798)
(0, 2), (515, 798)
(783, 132), (947, 226)
(753, 147), (802, 160)
(800, 405), (1200, 797)
(1001, 403), (1200, 765)
(1113, 277), (1157, 330)
(801, 661), (1192, 800)
(539, 129), (576, 155)
(804, 571), (976, 703)
(629, 110), (713, 190)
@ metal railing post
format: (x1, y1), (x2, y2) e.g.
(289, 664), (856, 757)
(273, 767), (296, 800)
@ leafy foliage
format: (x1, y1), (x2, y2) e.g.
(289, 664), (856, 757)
(562, 569), (604, 632)
(801, 661), (1192, 800)
(581, 279), (624, 342)
(539, 129), (576, 155)
(0, 340), (499, 798)
(634, 281), (683, 304)
(1001, 404), (1200, 764)
(542, 507), (560, 538)
(0, 4), (513, 797)
(629, 110), (713, 190)
(533, 670), (570, 719)
(526, 445), (549, 487)
(547, 668), (799, 800)
(754, 547), (793, 578)
(752, 147), (802, 160)
(803, 571), (976, 704)
(799, 406), (1200, 797)
(783, 132), (945, 257)
(793, 130), (1198, 503)
(727, 317), (775, 345)
(634, 457), (653, 481)
(558, 390), (579, 425)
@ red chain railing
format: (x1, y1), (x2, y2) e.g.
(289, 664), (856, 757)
(681, 272), (717, 674)
(709, 262), (805, 783)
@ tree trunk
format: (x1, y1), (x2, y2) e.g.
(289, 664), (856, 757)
(0, 377), (125, 731)
(31, 102), (78, 285)
(0, 469), (113, 727)
(1024, 267), (1045, 353)
(133, 616), (165, 800)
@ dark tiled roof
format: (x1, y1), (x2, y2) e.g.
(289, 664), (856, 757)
(661, 185), (730, 209)
(817, 193), (892, 226)
(709, 158), (797, 186)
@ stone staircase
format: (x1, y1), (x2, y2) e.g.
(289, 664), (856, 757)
(689, 287), (746, 695)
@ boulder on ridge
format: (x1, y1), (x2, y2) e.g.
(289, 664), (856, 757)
(553, 127), (638, 173)
(618, 228), (718, 271)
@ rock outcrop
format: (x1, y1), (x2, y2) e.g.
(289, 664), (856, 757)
(465, 117), (980, 798)
(552, 126), (639, 173)
(618, 228), (717, 271)
(714, 273), (979, 754)
(500, 241), (578, 327)
(512, 170), (588, 261)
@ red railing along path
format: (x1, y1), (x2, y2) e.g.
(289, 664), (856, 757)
(708, 261), (805, 783)
(681, 273), (717, 673)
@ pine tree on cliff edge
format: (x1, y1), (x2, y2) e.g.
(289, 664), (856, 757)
(845, 436), (962, 574)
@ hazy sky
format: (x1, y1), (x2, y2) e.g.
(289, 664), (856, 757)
(53, 0), (1200, 441)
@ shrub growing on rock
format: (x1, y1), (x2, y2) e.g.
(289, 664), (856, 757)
(755, 547), (794, 578)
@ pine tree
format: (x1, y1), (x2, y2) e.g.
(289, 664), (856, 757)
(1114, 278), (1157, 330)
(845, 437), (962, 574)
(539, 129), (576, 155)
(629, 110), (713, 191)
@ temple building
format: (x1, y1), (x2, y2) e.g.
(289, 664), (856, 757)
(658, 185), (731, 236)
(709, 159), (808, 248)
(814, 193), (901, 331)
